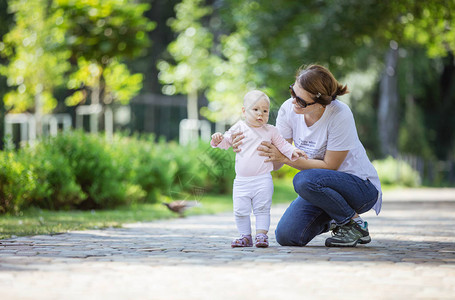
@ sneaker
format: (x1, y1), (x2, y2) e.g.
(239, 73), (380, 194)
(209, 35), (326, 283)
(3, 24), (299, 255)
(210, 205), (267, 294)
(329, 220), (338, 231)
(325, 220), (371, 247)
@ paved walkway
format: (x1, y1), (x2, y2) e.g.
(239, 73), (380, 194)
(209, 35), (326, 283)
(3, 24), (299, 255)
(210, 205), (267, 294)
(1, 188), (455, 300)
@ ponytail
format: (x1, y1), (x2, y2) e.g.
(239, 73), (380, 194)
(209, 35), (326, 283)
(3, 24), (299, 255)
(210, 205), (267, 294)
(297, 64), (349, 105)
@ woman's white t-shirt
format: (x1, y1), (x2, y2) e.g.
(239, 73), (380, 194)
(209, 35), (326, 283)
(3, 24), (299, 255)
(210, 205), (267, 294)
(276, 99), (382, 214)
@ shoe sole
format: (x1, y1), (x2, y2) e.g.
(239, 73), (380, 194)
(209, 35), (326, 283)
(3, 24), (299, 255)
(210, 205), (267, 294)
(325, 236), (371, 247)
(325, 240), (358, 247)
(255, 242), (269, 248)
(358, 236), (371, 244)
(231, 244), (253, 248)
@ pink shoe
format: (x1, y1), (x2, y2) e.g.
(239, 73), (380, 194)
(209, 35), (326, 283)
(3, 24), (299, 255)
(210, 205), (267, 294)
(231, 234), (253, 247)
(255, 233), (269, 248)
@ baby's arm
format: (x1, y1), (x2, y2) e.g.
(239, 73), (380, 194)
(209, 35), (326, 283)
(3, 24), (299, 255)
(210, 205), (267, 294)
(210, 130), (234, 150)
(211, 132), (232, 149)
(211, 122), (244, 150)
(211, 132), (224, 147)
(271, 127), (307, 161)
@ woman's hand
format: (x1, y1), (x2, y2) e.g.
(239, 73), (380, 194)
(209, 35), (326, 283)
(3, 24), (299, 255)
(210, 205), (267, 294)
(257, 141), (288, 163)
(231, 131), (244, 153)
(293, 149), (308, 160)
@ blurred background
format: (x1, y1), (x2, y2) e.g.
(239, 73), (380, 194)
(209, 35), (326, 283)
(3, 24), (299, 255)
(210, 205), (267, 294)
(1, 0), (455, 215)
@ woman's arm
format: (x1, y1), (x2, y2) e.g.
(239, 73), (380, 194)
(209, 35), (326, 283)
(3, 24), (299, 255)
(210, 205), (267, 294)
(271, 138), (293, 171)
(258, 141), (348, 171)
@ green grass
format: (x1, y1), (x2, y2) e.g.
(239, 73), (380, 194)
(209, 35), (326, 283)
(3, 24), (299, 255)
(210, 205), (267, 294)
(0, 179), (297, 239)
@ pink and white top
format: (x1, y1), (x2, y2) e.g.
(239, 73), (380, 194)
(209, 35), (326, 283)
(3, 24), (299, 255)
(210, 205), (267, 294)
(211, 120), (298, 178)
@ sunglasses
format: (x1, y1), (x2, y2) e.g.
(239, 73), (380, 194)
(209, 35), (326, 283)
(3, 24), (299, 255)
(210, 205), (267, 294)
(289, 84), (318, 108)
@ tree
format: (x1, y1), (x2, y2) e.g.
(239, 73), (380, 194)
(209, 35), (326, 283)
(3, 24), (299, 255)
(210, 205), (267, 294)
(0, 0), (14, 149)
(157, 0), (218, 121)
(0, 0), (155, 137)
(0, 0), (71, 137)
(200, 0), (455, 159)
(57, 0), (155, 110)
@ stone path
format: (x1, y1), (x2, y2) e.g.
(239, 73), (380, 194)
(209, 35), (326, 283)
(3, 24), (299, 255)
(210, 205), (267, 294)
(1, 188), (455, 299)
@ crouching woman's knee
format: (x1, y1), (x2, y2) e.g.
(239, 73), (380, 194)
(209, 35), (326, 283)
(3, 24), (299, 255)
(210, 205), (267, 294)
(275, 217), (311, 247)
(293, 169), (319, 198)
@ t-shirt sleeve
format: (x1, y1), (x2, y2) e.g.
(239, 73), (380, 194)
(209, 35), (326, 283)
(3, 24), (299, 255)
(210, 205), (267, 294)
(327, 106), (359, 151)
(275, 100), (293, 139)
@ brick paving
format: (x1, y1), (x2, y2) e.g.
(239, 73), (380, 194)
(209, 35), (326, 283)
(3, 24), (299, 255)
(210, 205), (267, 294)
(1, 188), (455, 299)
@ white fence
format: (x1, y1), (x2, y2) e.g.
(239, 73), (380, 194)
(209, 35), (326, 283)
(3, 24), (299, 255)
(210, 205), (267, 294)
(4, 113), (71, 146)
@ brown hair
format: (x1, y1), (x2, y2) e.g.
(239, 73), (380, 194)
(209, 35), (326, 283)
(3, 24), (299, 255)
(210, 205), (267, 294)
(296, 64), (348, 106)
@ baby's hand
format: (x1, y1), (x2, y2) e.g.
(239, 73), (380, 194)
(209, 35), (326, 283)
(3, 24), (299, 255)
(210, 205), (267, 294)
(293, 149), (308, 160)
(211, 132), (224, 146)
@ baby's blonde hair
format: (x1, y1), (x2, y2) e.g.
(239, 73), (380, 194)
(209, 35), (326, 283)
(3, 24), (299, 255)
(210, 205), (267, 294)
(243, 90), (270, 107)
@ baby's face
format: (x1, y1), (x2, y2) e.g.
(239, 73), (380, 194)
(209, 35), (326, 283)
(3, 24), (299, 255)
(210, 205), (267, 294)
(243, 98), (270, 127)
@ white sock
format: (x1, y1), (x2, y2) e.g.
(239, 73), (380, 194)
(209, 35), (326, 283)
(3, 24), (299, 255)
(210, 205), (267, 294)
(353, 216), (365, 228)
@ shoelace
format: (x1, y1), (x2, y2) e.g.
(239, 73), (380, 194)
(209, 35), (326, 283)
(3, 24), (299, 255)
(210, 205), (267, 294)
(331, 225), (348, 237)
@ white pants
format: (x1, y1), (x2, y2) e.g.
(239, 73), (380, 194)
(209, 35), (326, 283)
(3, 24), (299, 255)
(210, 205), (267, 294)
(233, 173), (274, 235)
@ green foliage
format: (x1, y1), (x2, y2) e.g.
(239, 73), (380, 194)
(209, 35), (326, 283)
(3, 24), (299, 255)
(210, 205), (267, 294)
(272, 164), (300, 181)
(110, 134), (176, 203)
(398, 100), (433, 159)
(0, 150), (36, 214)
(401, 1), (455, 58)
(0, 0), (154, 112)
(58, 0), (155, 106)
(195, 142), (236, 194)
(200, 32), (260, 123)
(23, 140), (87, 210)
(0, 132), (237, 214)
(0, 178), (297, 239)
(55, 0), (154, 62)
(159, 0), (455, 162)
(157, 0), (214, 93)
(166, 141), (208, 198)
(110, 135), (232, 202)
(373, 156), (421, 187)
(157, 0), (222, 121)
(103, 61), (143, 105)
(0, 0), (70, 113)
(49, 131), (130, 209)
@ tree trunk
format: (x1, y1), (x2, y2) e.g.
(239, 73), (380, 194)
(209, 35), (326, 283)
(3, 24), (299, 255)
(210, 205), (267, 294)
(34, 91), (43, 138)
(187, 89), (198, 120)
(0, 94), (4, 149)
(378, 43), (399, 157)
(180, 89), (199, 145)
(437, 52), (455, 159)
(90, 79), (101, 133)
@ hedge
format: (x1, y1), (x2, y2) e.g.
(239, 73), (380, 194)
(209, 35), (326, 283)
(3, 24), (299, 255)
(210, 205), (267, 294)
(0, 131), (235, 215)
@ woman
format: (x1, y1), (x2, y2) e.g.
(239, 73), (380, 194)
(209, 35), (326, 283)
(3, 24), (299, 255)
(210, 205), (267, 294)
(232, 64), (382, 247)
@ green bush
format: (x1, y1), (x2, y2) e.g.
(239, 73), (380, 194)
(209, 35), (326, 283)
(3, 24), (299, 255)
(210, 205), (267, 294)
(0, 151), (37, 214)
(22, 139), (86, 210)
(0, 131), (240, 214)
(372, 156), (421, 187)
(49, 131), (130, 209)
(272, 164), (300, 180)
(111, 136), (214, 203)
(169, 141), (210, 197)
(195, 141), (236, 194)
(110, 134), (173, 203)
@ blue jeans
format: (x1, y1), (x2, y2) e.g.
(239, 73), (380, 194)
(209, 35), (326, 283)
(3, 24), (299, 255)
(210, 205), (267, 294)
(275, 169), (378, 246)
